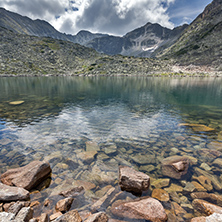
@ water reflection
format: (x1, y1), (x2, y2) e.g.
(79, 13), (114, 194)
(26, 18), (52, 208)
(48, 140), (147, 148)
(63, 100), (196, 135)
(0, 76), (222, 220)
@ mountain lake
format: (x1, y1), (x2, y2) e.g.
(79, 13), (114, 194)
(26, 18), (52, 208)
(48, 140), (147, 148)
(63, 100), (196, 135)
(0, 76), (222, 220)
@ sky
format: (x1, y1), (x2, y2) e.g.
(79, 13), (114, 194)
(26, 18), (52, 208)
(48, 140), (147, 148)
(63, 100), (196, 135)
(0, 0), (212, 36)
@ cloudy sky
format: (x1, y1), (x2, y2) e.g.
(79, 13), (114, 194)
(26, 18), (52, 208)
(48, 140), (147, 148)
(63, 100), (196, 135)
(0, 0), (212, 36)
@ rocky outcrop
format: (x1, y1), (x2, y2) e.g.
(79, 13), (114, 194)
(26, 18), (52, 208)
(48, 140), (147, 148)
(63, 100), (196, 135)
(111, 197), (167, 222)
(0, 183), (29, 201)
(119, 166), (150, 193)
(161, 156), (189, 179)
(1, 161), (51, 191)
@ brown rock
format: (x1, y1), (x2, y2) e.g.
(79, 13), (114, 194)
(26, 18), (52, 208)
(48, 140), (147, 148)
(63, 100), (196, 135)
(15, 207), (33, 222)
(8, 201), (25, 215)
(59, 186), (84, 197)
(161, 156), (189, 179)
(190, 216), (206, 222)
(111, 197), (168, 222)
(85, 212), (108, 222)
(191, 192), (222, 207)
(152, 189), (170, 202)
(179, 123), (215, 132)
(50, 212), (63, 221)
(77, 151), (97, 164)
(30, 201), (40, 208)
(164, 183), (183, 193)
(55, 197), (74, 212)
(54, 209), (82, 222)
(191, 181), (207, 192)
(0, 183), (29, 202)
(171, 202), (186, 216)
(119, 166), (150, 193)
(192, 199), (222, 215)
(192, 175), (213, 191)
(151, 178), (170, 189)
(0, 161), (51, 191)
(91, 187), (115, 211)
(39, 213), (50, 222)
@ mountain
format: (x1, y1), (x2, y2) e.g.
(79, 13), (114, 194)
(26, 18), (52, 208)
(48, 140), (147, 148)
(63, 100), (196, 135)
(0, 26), (172, 76)
(0, 7), (106, 44)
(158, 0), (222, 68)
(0, 7), (186, 57)
(86, 23), (188, 57)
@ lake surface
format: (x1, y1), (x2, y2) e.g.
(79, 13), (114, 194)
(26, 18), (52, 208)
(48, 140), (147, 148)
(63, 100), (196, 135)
(0, 76), (222, 220)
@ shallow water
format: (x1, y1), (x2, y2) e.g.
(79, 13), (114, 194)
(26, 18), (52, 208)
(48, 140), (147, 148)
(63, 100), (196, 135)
(0, 76), (222, 220)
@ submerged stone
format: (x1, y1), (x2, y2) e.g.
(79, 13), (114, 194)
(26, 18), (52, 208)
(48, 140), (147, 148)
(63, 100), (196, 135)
(9, 101), (25, 105)
(161, 156), (189, 179)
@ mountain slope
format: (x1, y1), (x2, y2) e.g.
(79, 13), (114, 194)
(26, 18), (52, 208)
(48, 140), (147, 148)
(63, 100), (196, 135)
(0, 26), (173, 76)
(86, 23), (187, 57)
(158, 0), (222, 68)
(0, 7), (106, 44)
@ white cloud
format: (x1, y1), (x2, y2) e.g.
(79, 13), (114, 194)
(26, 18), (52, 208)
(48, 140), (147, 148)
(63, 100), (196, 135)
(0, 0), (176, 35)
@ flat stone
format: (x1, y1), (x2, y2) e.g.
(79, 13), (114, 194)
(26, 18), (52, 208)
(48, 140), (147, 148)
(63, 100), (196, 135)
(179, 123), (215, 132)
(72, 180), (96, 190)
(119, 166), (150, 193)
(171, 202), (187, 216)
(85, 212), (109, 222)
(164, 183), (183, 193)
(192, 199), (222, 215)
(169, 191), (181, 204)
(191, 181), (207, 192)
(111, 197), (167, 222)
(50, 212), (63, 221)
(9, 101), (25, 105)
(139, 164), (155, 172)
(86, 141), (100, 151)
(54, 209), (82, 222)
(207, 142), (222, 150)
(0, 161), (51, 191)
(152, 189), (170, 202)
(192, 175), (213, 191)
(183, 182), (196, 192)
(0, 183), (29, 202)
(92, 187), (115, 211)
(55, 197), (74, 212)
(151, 178), (170, 189)
(59, 186), (85, 197)
(161, 156), (189, 179)
(191, 192), (222, 207)
(194, 168), (222, 191)
(77, 151), (97, 164)
(131, 154), (156, 164)
(200, 163), (212, 171)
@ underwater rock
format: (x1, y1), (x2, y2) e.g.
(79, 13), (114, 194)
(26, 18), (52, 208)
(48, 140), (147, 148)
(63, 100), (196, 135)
(85, 212), (109, 222)
(9, 101), (25, 105)
(161, 156), (189, 179)
(151, 189), (170, 202)
(179, 123), (215, 132)
(119, 166), (150, 193)
(55, 197), (74, 213)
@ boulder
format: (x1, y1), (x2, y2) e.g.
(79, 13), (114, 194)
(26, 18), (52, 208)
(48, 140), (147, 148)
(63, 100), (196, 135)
(54, 209), (82, 222)
(111, 197), (167, 222)
(0, 183), (29, 202)
(192, 199), (222, 215)
(119, 166), (150, 193)
(161, 156), (189, 179)
(85, 212), (109, 222)
(0, 161), (51, 191)
(55, 197), (74, 212)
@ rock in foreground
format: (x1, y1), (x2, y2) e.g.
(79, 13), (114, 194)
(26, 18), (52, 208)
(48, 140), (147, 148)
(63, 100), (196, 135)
(111, 197), (167, 222)
(0, 161), (52, 191)
(0, 183), (29, 202)
(119, 166), (150, 193)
